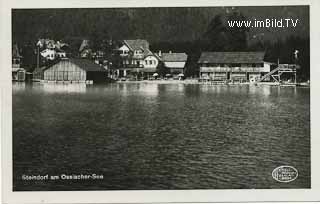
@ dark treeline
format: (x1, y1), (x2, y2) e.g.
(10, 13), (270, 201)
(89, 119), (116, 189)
(13, 8), (309, 80)
(151, 13), (309, 80)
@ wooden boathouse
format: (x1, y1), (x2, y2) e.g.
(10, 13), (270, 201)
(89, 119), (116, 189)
(198, 52), (272, 82)
(41, 58), (108, 83)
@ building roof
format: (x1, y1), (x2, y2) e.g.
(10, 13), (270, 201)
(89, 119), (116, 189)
(124, 39), (150, 51)
(123, 39), (156, 59)
(12, 44), (22, 58)
(69, 58), (106, 72)
(198, 52), (265, 64)
(55, 47), (66, 53)
(79, 40), (90, 52)
(12, 68), (25, 72)
(161, 53), (188, 62)
(46, 58), (107, 72)
(37, 39), (56, 49)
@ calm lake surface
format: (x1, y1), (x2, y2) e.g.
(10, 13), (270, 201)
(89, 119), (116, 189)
(13, 82), (310, 190)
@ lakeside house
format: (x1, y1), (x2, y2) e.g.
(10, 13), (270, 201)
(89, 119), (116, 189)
(40, 48), (56, 60)
(116, 39), (159, 78)
(79, 39), (92, 58)
(38, 39), (68, 60)
(198, 52), (271, 81)
(12, 44), (26, 81)
(158, 51), (188, 76)
(55, 47), (67, 58)
(41, 58), (108, 83)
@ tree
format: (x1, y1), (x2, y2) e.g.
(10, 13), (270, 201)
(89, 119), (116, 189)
(203, 15), (228, 51)
(224, 11), (250, 51)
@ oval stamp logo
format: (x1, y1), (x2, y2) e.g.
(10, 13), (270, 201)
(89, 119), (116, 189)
(272, 166), (298, 183)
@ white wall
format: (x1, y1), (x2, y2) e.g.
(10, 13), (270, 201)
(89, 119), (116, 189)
(164, 61), (186, 68)
(41, 49), (56, 60)
(119, 45), (130, 56)
(143, 56), (158, 68)
(263, 62), (271, 72)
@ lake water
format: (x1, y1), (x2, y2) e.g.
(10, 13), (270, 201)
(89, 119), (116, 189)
(12, 82), (310, 190)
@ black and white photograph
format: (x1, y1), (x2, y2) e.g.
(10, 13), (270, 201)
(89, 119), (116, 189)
(11, 5), (311, 190)
(2, 0), (320, 203)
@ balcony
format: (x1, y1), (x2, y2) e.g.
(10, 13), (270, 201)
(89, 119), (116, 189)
(120, 64), (144, 68)
(200, 66), (270, 73)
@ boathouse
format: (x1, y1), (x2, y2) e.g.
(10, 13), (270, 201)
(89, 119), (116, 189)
(198, 52), (271, 81)
(158, 51), (188, 76)
(43, 58), (108, 83)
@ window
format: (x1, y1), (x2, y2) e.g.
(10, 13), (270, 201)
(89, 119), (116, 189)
(145, 60), (148, 65)
(149, 60), (152, 65)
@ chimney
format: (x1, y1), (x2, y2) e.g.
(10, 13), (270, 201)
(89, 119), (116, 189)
(158, 50), (162, 57)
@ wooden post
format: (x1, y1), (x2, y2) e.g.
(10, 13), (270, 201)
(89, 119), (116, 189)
(37, 46), (40, 69)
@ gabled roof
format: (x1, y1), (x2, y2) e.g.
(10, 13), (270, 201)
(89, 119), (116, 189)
(46, 58), (106, 72)
(161, 53), (188, 62)
(124, 39), (149, 51)
(12, 44), (22, 58)
(79, 40), (90, 52)
(198, 52), (265, 64)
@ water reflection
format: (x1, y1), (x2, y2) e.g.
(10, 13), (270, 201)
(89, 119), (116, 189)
(42, 83), (87, 93)
(12, 82), (26, 92)
(12, 82), (310, 190)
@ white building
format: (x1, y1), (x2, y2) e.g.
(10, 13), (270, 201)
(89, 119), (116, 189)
(198, 52), (271, 81)
(116, 39), (159, 78)
(40, 49), (56, 61)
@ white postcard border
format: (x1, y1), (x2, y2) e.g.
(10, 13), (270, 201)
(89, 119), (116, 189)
(1, 0), (320, 203)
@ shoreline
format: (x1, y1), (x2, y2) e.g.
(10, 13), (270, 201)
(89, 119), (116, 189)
(114, 79), (310, 87)
(14, 80), (310, 87)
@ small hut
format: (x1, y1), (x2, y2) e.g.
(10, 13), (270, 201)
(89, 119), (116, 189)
(12, 44), (26, 81)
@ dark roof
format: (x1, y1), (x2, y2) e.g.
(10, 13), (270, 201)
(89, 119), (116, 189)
(55, 47), (66, 53)
(69, 58), (106, 71)
(123, 39), (157, 58)
(46, 58), (106, 72)
(124, 39), (149, 51)
(198, 52), (265, 64)
(161, 53), (188, 62)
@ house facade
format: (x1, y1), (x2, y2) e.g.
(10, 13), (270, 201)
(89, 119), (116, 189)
(55, 48), (67, 58)
(158, 51), (188, 75)
(12, 44), (26, 81)
(198, 52), (271, 81)
(42, 58), (108, 83)
(115, 39), (159, 78)
(40, 48), (56, 60)
(79, 39), (92, 58)
(37, 39), (68, 60)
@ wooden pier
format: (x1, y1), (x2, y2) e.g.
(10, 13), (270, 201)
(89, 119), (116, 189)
(258, 64), (300, 85)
